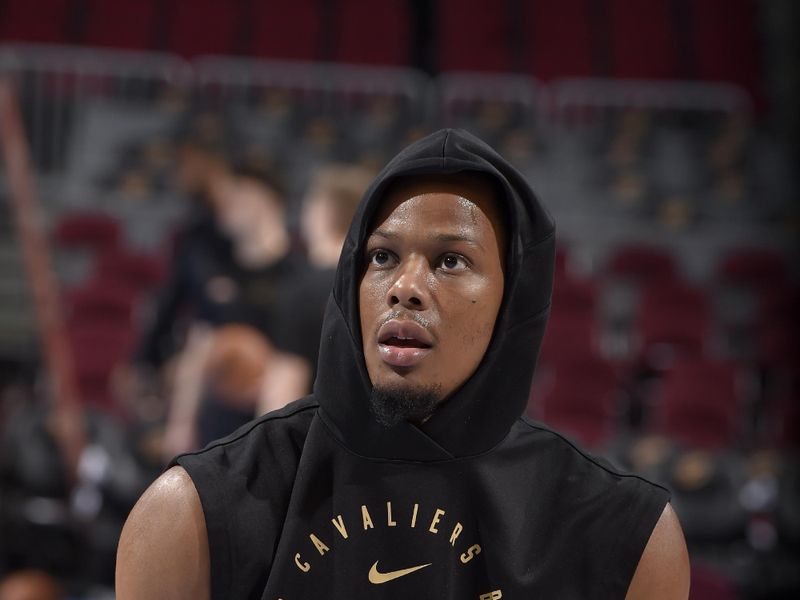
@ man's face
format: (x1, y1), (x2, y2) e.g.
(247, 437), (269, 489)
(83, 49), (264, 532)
(359, 175), (506, 416)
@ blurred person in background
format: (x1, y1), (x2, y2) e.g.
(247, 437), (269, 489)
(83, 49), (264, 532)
(258, 163), (375, 413)
(162, 163), (311, 458)
(0, 570), (61, 600)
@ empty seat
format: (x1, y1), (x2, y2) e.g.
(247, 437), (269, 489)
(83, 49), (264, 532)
(333, 0), (410, 65)
(607, 244), (677, 284)
(250, 0), (324, 61)
(523, 0), (594, 80)
(532, 354), (620, 448)
(718, 247), (790, 289)
(606, 0), (679, 79)
(53, 213), (121, 252)
(0, 0), (72, 44)
(83, 0), (159, 50)
(637, 280), (710, 365)
(94, 249), (165, 291)
(166, 0), (240, 57)
(539, 310), (599, 366)
(65, 280), (136, 327)
(653, 359), (742, 449)
(438, 0), (514, 72)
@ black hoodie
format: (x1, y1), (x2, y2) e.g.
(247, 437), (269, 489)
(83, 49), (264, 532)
(174, 129), (669, 599)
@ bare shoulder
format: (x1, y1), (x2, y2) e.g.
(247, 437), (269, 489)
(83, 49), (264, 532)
(116, 466), (209, 600)
(625, 502), (690, 600)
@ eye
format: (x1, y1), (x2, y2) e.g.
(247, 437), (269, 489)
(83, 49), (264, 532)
(438, 253), (469, 272)
(367, 249), (396, 268)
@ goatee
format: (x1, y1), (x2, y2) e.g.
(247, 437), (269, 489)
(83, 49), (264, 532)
(369, 384), (441, 427)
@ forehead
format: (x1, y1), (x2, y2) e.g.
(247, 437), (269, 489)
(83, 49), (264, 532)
(370, 174), (506, 238)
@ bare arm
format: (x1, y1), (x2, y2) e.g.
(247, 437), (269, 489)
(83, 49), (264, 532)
(625, 503), (690, 600)
(116, 466), (210, 600)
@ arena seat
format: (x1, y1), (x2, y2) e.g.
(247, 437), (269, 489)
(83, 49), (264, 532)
(0, 0), (73, 44)
(533, 354), (620, 449)
(653, 359), (742, 449)
(83, 0), (159, 50)
(523, 0), (594, 80)
(94, 249), (165, 292)
(607, 244), (678, 284)
(539, 311), (599, 366)
(718, 247), (790, 289)
(53, 213), (121, 252)
(333, 0), (410, 65)
(68, 324), (136, 411)
(688, 564), (740, 599)
(65, 280), (136, 328)
(688, 0), (761, 97)
(438, 0), (514, 72)
(166, 0), (240, 57)
(250, 0), (323, 61)
(551, 273), (598, 314)
(606, 0), (679, 80)
(637, 280), (711, 365)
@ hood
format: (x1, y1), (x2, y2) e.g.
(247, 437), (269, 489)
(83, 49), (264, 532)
(314, 128), (555, 461)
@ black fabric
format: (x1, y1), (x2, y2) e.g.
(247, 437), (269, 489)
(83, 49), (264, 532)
(173, 129), (670, 599)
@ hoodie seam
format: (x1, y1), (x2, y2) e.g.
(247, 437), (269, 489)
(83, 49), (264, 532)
(317, 407), (517, 465)
(517, 416), (672, 494)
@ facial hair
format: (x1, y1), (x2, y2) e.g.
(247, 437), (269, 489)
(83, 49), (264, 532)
(369, 384), (441, 428)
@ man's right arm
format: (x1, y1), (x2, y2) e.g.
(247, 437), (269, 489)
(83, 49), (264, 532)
(116, 466), (210, 600)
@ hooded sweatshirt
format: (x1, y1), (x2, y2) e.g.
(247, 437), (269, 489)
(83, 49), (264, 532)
(173, 129), (670, 599)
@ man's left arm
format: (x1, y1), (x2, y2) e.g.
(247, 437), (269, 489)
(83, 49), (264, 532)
(625, 503), (690, 600)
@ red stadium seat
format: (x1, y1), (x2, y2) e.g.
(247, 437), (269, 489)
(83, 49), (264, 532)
(637, 280), (710, 366)
(523, 0), (594, 80)
(68, 324), (136, 411)
(82, 0), (159, 50)
(65, 280), (136, 328)
(551, 274), (599, 314)
(756, 287), (799, 370)
(653, 359), (742, 449)
(333, 0), (410, 65)
(0, 0), (72, 44)
(251, 0), (324, 61)
(688, 0), (761, 98)
(94, 249), (165, 291)
(689, 564), (740, 600)
(166, 0), (240, 57)
(718, 247), (790, 289)
(53, 213), (121, 252)
(533, 354), (620, 449)
(607, 244), (677, 284)
(438, 0), (514, 72)
(606, 0), (679, 79)
(539, 311), (598, 366)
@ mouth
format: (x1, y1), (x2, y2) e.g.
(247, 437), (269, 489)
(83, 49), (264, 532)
(376, 319), (434, 368)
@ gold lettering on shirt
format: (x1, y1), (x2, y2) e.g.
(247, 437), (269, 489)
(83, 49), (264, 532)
(460, 544), (482, 564)
(429, 508), (445, 534)
(331, 514), (348, 539)
(410, 503), (419, 528)
(361, 504), (374, 530)
(479, 591), (503, 600)
(386, 502), (397, 527)
(309, 533), (330, 556)
(449, 522), (463, 546)
(294, 553), (311, 572)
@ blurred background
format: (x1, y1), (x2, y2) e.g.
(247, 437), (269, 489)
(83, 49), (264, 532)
(0, 0), (797, 598)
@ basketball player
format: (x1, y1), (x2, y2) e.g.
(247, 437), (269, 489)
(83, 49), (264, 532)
(117, 129), (689, 598)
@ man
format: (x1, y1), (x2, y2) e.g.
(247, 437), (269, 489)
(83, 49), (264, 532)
(117, 129), (689, 598)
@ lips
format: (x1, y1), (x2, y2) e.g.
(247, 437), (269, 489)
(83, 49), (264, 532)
(376, 319), (434, 368)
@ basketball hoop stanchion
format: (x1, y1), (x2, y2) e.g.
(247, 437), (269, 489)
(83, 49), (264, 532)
(0, 79), (86, 488)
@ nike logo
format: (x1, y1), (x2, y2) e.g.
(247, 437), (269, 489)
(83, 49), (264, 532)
(368, 560), (432, 584)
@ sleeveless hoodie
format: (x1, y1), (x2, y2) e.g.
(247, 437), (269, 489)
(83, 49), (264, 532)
(173, 128), (670, 599)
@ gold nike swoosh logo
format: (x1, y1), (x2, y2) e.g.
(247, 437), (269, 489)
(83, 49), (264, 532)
(368, 560), (432, 584)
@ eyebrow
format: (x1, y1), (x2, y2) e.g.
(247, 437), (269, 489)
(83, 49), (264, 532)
(369, 228), (485, 250)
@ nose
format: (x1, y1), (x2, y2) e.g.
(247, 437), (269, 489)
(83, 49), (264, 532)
(387, 254), (429, 310)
